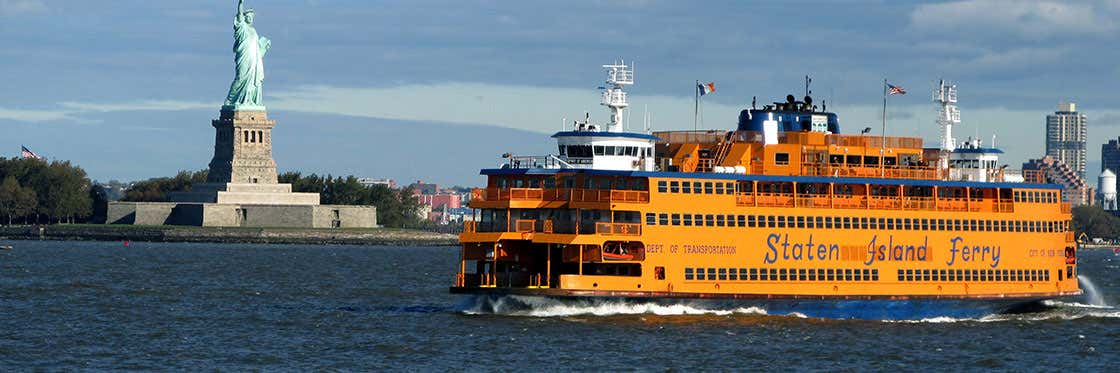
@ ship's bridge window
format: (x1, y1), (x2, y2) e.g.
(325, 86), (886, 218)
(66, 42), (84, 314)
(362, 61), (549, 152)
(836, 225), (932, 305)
(775, 153), (790, 165)
(543, 177), (556, 189)
(496, 177), (509, 188)
(558, 145), (566, 155)
(513, 178), (526, 188)
(593, 146), (605, 156)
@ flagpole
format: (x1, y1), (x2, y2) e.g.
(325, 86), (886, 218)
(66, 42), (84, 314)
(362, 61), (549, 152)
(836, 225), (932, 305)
(881, 79), (887, 177)
(693, 80), (699, 131)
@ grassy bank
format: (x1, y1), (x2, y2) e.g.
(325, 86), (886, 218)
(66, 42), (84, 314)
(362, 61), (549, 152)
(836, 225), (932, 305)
(0, 224), (458, 246)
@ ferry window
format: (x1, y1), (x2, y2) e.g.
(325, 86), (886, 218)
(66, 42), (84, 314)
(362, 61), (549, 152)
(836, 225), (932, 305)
(886, 219), (895, 230)
(685, 268), (694, 280)
(659, 213), (668, 225)
(706, 214), (715, 227)
(825, 217), (834, 229)
(558, 145), (566, 155)
(693, 182), (702, 193)
(843, 217), (852, 229)
(747, 215), (757, 227)
(695, 268), (705, 280)
(979, 270), (987, 282)
(704, 182), (714, 194)
(670, 181), (680, 193)
(594, 146), (604, 155)
(779, 269), (788, 281)
(708, 268), (717, 280)
(817, 216), (825, 228)
(797, 216), (805, 228)
(872, 269), (880, 281)
(513, 179), (526, 188)
(671, 214), (681, 226)
(683, 214), (692, 226)
(598, 178), (611, 190)
(716, 215), (725, 227)
(808, 269), (817, 281)
(864, 156), (879, 165)
(604, 146), (616, 155)
(728, 269), (737, 281)
(827, 269), (836, 281)
(777, 216), (786, 228)
(775, 153), (790, 165)
(853, 269), (862, 281)
(920, 219), (929, 231)
(799, 269), (807, 281)
(756, 268), (766, 281)
(939, 270), (947, 281)
(635, 179), (648, 191)
(737, 215), (746, 227)
(544, 178), (556, 189)
(844, 269), (853, 281)
(994, 270), (1002, 281)
(740, 268), (749, 280)
(1030, 270), (1037, 281)
(829, 154), (844, 164)
(949, 270), (957, 281)
(767, 216), (776, 228)
(657, 181), (667, 193)
(681, 182), (692, 193)
(921, 269), (929, 281)
(846, 155), (862, 165)
(718, 268), (728, 280)
(1045, 270), (1050, 281)
(645, 213), (656, 225)
(528, 178), (541, 188)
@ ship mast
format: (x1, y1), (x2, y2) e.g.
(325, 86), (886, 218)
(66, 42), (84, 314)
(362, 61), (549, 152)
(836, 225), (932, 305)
(601, 61), (633, 133)
(933, 80), (960, 172)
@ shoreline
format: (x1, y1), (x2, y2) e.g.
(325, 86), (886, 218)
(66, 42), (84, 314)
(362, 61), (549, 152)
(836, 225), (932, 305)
(0, 225), (459, 246)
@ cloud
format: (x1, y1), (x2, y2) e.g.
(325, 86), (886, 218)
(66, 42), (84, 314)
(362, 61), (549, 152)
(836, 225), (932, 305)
(0, 100), (212, 124)
(910, 1), (1116, 39)
(0, 0), (47, 16)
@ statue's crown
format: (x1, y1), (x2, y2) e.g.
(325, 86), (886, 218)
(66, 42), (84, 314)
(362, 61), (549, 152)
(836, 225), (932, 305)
(245, 8), (254, 14)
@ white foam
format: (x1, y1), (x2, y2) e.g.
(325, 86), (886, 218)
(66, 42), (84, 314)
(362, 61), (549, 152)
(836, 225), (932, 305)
(461, 296), (784, 318)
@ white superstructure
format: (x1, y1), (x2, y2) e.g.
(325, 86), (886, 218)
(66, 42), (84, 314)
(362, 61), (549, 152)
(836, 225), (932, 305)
(505, 60), (656, 172)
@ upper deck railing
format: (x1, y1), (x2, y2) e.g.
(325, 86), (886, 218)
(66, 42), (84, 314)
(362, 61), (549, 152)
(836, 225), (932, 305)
(472, 187), (650, 204)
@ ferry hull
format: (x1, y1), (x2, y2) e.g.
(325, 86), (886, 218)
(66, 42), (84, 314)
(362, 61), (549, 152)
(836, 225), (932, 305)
(452, 287), (1082, 320)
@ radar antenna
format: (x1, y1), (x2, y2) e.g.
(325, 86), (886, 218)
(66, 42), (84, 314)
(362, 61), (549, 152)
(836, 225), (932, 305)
(933, 80), (960, 152)
(601, 60), (633, 133)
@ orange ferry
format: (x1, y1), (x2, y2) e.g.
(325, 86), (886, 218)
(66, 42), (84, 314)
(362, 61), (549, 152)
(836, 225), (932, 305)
(451, 62), (1081, 319)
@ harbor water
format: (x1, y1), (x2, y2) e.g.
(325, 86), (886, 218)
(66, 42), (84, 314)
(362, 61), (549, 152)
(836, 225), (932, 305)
(1, 240), (1117, 370)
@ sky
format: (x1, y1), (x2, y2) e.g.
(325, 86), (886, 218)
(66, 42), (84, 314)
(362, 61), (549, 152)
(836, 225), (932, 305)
(3, 0), (1120, 187)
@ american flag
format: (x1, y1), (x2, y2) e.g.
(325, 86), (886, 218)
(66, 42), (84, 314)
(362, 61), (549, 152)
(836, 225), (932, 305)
(20, 145), (42, 160)
(887, 83), (907, 95)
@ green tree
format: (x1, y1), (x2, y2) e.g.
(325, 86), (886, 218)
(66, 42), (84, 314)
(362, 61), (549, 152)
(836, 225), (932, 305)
(0, 176), (37, 225)
(1072, 205), (1120, 240)
(122, 170), (208, 202)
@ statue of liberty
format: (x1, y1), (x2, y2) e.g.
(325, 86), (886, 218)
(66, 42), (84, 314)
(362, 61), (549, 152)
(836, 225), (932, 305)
(223, 0), (271, 111)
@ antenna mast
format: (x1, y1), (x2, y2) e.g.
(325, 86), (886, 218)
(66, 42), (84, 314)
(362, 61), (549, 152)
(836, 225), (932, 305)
(601, 60), (633, 133)
(933, 79), (960, 152)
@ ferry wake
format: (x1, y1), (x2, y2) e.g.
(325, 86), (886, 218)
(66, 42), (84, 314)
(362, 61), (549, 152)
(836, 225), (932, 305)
(450, 61), (1081, 319)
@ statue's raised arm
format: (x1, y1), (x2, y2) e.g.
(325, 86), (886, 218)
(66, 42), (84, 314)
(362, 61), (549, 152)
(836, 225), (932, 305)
(235, 0), (245, 23)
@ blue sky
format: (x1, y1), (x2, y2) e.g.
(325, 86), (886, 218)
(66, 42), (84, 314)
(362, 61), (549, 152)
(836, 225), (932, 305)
(3, 0), (1120, 186)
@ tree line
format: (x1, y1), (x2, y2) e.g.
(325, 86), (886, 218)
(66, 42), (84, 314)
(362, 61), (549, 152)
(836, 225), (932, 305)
(0, 157), (93, 225)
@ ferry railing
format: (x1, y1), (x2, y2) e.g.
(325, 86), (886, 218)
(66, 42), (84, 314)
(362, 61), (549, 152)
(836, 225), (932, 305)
(935, 197), (969, 212)
(542, 220), (554, 233)
(795, 195), (831, 208)
(831, 195), (867, 209)
(994, 200), (1015, 213)
(1060, 202), (1072, 214)
(610, 190), (650, 203)
(756, 192), (794, 207)
(463, 220), (477, 233)
(867, 196), (901, 210)
(902, 196), (935, 210)
(735, 193), (756, 206)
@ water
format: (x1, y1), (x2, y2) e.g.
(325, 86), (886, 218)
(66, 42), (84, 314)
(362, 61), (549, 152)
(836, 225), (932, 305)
(1, 240), (1118, 370)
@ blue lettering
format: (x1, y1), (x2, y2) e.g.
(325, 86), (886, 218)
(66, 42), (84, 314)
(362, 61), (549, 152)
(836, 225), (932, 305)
(946, 237), (962, 266)
(765, 233), (779, 263)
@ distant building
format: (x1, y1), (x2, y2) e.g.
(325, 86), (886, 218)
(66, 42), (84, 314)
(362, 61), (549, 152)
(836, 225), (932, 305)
(1023, 156), (1093, 207)
(1102, 138), (1120, 175)
(419, 194), (461, 210)
(1045, 102), (1087, 180)
(358, 177), (396, 189)
(409, 180), (440, 195)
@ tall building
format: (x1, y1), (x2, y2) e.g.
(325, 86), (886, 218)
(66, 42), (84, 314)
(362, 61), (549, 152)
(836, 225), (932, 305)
(1102, 137), (1120, 175)
(1045, 102), (1087, 179)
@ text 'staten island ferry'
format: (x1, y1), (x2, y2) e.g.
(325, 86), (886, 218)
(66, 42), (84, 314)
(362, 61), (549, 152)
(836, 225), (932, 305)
(451, 61), (1081, 319)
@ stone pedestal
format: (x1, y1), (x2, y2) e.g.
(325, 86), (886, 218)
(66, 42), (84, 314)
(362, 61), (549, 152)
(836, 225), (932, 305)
(207, 109), (278, 184)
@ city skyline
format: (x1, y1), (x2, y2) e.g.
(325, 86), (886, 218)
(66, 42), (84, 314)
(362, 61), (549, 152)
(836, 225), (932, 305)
(4, 0), (1120, 186)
